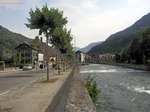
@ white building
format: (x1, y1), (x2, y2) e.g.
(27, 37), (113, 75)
(38, 53), (44, 65)
(76, 51), (86, 63)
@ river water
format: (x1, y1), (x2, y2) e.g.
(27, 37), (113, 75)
(80, 64), (150, 112)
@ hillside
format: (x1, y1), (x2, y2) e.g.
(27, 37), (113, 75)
(73, 47), (81, 52)
(88, 12), (150, 54)
(80, 41), (103, 53)
(0, 25), (32, 60)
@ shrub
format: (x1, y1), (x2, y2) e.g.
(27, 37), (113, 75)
(85, 76), (100, 104)
(19, 64), (23, 69)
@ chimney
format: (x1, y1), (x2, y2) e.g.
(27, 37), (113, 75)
(40, 37), (43, 42)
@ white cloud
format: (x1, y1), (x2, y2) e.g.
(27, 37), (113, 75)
(58, 0), (150, 47)
(1, 0), (150, 48)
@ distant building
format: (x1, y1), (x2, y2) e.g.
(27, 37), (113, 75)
(99, 53), (115, 62)
(31, 36), (59, 66)
(15, 41), (38, 66)
(75, 51), (86, 63)
(84, 54), (91, 63)
(38, 53), (44, 65)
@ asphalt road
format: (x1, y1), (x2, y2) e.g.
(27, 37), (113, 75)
(0, 68), (56, 96)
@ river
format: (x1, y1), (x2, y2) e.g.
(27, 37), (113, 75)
(80, 64), (150, 112)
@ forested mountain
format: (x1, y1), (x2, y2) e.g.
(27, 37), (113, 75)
(0, 25), (32, 60)
(88, 12), (150, 54)
(73, 41), (103, 53)
(80, 41), (103, 53)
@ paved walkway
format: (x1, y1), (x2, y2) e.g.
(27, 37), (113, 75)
(0, 69), (72, 112)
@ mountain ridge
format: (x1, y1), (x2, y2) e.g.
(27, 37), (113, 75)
(80, 41), (103, 53)
(88, 12), (150, 54)
(0, 25), (32, 60)
(73, 41), (103, 53)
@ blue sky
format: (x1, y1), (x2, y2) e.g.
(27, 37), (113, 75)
(0, 0), (150, 48)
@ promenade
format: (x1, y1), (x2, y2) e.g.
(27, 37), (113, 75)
(0, 69), (71, 112)
(0, 66), (96, 112)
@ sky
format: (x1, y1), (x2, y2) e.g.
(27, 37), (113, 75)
(0, 0), (150, 48)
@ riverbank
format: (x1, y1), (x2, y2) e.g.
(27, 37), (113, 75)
(99, 62), (150, 71)
(65, 67), (96, 112)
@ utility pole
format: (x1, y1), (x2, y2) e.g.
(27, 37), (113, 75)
(73, 36), (77, 67)
(74, 36), (76, 52)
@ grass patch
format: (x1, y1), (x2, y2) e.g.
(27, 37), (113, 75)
(52, 73), (64, 76)
(38, 78), (58, 83)
(0, 108), (13, 112)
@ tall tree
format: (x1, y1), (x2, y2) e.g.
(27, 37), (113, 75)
(129, 38), (143, 64)
(115, 52), (121, 63)
(141, 28), (150, 64)
(50, 27), (73, 74)
(50, 28), (73, 55)
(120, 48), (130, 63)
(25, 4), (67, 80)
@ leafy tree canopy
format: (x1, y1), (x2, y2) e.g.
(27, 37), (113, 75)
(141, 27), (150, 60)
(129, 37), (143, 64)
(25, 4), (68, 37)
(50, 27), (73, 55)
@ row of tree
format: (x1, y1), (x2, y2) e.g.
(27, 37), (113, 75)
(26, 4), (74, 80)
(115, 27), (150, 65)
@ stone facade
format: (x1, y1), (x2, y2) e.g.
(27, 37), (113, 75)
(15, 41), (38, 66)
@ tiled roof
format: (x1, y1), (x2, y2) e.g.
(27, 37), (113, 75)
(15, 41), (38, 51)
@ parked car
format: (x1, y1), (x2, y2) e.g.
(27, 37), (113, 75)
(40, 64), (44, 69)
(23, 64), (32, 71)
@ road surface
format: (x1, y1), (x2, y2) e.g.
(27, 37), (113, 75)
(0, 69), (56, 96)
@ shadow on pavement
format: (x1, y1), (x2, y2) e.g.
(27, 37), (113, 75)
(1, 75), (34, 78)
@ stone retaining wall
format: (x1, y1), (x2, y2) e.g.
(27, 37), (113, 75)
(65, 67), (96, 112)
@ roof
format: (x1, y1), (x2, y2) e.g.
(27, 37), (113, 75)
(31, 36), (60, 56)
(15, 41), (38, 51)
(75, 50), (85, 54)
(15, 37), (61, 56)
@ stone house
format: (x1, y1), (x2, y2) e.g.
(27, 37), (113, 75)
(31, 36), (59, 66)
(15, 41), (38, 66)
(15, 36), (60, 68)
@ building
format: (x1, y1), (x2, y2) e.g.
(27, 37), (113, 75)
(99, 53), (115, 62)
(31, 36), (59, 66)
(75, 51), (86, 63)
(38, 53), (44, 65)
(15, 41), (38, 66)
(15, 36), (61, 68)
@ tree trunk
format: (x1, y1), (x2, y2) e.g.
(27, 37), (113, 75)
(46, 34), (49, 81)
